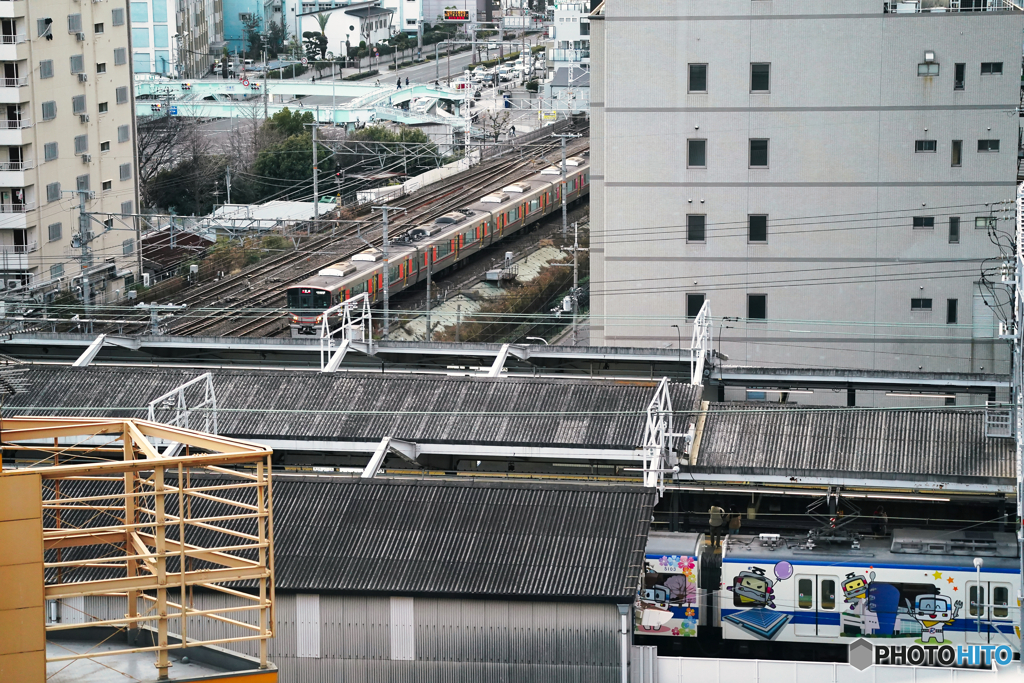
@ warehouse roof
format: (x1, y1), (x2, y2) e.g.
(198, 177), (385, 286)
(45, 476), (655, 602)
(695, 402), (1014, 484)
(12, 365), (700, 451)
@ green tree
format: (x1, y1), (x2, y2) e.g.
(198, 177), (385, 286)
(242, 14), (263, 59)
(252, 132), (335, 200)
(266, 20), (285, 58)
(336, 125), (443, 177)
(302, 31), (328, 60)
(266, 107), (314, 137)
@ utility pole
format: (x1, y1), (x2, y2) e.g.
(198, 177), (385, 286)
(226, 166), (232, 204)
(552, 221), (588, 346)
(66, 189), (94, 331)
(373, 204), (407, 339)
(426, 245), (433, 341)
(262, 33), (269, 120)
(306, 115), (321, 230)
(553, 133), (581, 239)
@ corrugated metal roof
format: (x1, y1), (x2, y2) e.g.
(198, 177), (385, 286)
(11, 366), (700, 450)
(42, 476), (654, 602)
(696, 402), (1013, 481)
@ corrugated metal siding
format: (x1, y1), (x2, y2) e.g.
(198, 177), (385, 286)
(296, 594), (320, 658)
(11, 366), (701, 450)
(697, 402), (1014, 480)
(390, 597), (415, 661)
(78, 592), (622, 683)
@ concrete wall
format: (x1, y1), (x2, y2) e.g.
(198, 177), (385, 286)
(591, 0), (1023, 373)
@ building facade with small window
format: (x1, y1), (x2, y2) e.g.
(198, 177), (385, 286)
(0, 1), (141, 303)
(591, 1), (1024, 376)
(176, 0), (225, 78)
(129, 0), (178, 76)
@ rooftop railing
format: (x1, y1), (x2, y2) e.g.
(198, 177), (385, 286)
(884, 0), (1023, 12)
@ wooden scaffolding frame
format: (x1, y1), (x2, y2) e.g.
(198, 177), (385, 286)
(0, 417), (275, 679)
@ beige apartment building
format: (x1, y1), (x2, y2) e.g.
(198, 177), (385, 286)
(0, 0), (140, 304)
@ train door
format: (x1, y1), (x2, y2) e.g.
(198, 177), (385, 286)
(966, 580), (1013, 644)
(795, 574), (840, 637)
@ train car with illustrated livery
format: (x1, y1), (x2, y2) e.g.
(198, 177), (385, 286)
(285, 158), (590, 336)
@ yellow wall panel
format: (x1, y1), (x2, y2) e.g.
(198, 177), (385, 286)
(0, 518), (42, 567)
(0, 563), (44, 611)
(0, 474), (42, 523)
(0, 606), (45, 656)
(0, 650), (45, 683)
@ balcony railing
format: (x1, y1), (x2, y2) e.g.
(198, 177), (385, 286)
(0, 201), (33, 213)
(0, 160), (32, 171)
(0, 34), (26, 45)
(551, 49), (590, 62)
(884, 0), (1023, 12)
(0, 76), (27, 88)
(0, 118), (30, 129)
(0, 240), (36, 254)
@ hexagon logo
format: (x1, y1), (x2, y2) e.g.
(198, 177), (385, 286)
(849, 638), (874, 671)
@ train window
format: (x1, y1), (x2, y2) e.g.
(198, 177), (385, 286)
(969, 585), (985, 617)
(798, 579), (813, 609)
(287, 288), (330, 310)
(820, 579), (836, 610)
(748, 215), (768, 242)
(686, 215), (705, 243)
(529, 199), (540, 212)
(993, 585), (1009, 618)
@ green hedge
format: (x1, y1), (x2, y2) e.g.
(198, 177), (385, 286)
(343, 69), (378, 81)
(267, 63), (308, 79)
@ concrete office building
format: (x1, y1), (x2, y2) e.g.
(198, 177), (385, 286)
(590, 0), (1024, 374)
(129, 0), (177, 76)
(176, 0), (225, 77)
(0, 0), (141, 303)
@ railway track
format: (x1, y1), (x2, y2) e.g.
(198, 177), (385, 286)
(132, 130), (591, 338)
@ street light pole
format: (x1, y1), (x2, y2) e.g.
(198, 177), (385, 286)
(671, 324), (681, 364)
(373, 204), (407, 339)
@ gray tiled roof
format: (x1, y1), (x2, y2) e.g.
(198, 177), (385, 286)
(44, 476), (655, 601)
(696, 402), (1013, 481)
(11, 366), (701, 450)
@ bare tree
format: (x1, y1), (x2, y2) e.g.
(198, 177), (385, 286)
(479, 109), (513, 142)
(137, 115), (189, 207)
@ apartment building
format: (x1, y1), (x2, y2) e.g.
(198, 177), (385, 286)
(0, 0), (141, 303)
(176, 0), (224, 77)
(130, 0), (177, 76)
(590, 0), (1024, 374)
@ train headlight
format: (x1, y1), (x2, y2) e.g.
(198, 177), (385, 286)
(291, 315), (298, 323)
(315, 315), (323, 323)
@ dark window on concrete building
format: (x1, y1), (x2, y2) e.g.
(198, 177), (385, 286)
(954, 63), (965, 89)
(687, 139), (706, 168)
(686, 214), (705, 242)
(911, 298), (933, 311)
(951, 140), (962, 166)
(750, 63), (770, 92)
(978, 139), (999, 152)
(915, 140), (936, 153)
(981, 62), (1002, 75)
(748, 215), (767, 242)
(946, 299), (958, 324)
(748, 294), (767, 320)
(912, 216), (934, 229)
(749, 139), (768, 167)
(686, 293), (705, 319)
(688, 64), (707, 93)
(949, 217), (960, 243)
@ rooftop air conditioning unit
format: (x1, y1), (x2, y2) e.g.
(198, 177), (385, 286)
(79, 114), (89, 123)
(78, 73), (87, 82)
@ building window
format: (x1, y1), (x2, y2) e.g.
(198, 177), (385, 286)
(688, 64), (707, 93)
(951, 140), (962, 166)
(117, 124), (130, 142)
(98, 102), (108, 114)
(41, 101), (56, 121)
(912, 216), (934, 229)
(978, 139), (1000, 152)
(976, 216), (996, 229)
(39, 60), (53, 79)
(114, 48), (127, 66)
(116, 86), (128, 104)
(102, 180), (112, 192)
(68, 14), (83, 34)
(947, 299), (958, 324)
(749, 139), (769, 167)
(750, 63), (770, 92)
(748, 215), (768, 242)
(47, 222), (61, 242)
(747, 294), (767, 320)
(120, 163), (132, 181)
(74, 134), (88, 154)
(37, 18), (52, 38)
(686, 293), (706, 319)
(687, 139), (706, 168)
(686, 214), (706, 242)
(100, 141), (110, 152)
(911, 298), (933, 311)
(121, 201), (133, 216)
(123, 239), (134, 255)
(981, 62), (1003, 75)
(949, 217), (960, 243)
(918, 62), (939, 76)
(46, 182), (60, 203)
(70, 55), (84, 74)
(76, 174), (90, 191)
(44, 142), (58, 161)
(95, 23), (104, 34)
(72, 95), (86, 115)
(112, 8), (125, 26)
(954, 62), (965, 89)
(50, 263), (63, 279)
(97, 63), (106, 74)
(915, 140), (937, 153)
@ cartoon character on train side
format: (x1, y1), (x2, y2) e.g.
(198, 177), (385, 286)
(633, 554), (699, 637)
(840, 571), (961, 643)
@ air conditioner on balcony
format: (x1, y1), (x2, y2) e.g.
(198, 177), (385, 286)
(76, 33), (85, 42)
(6, 280), (20, 291)
(81, 154), (91, 163)
(79, 114), (89, 123)
(78, 73), (87, 82)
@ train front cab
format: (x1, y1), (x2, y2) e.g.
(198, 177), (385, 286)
(633, 532), (704, 638)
